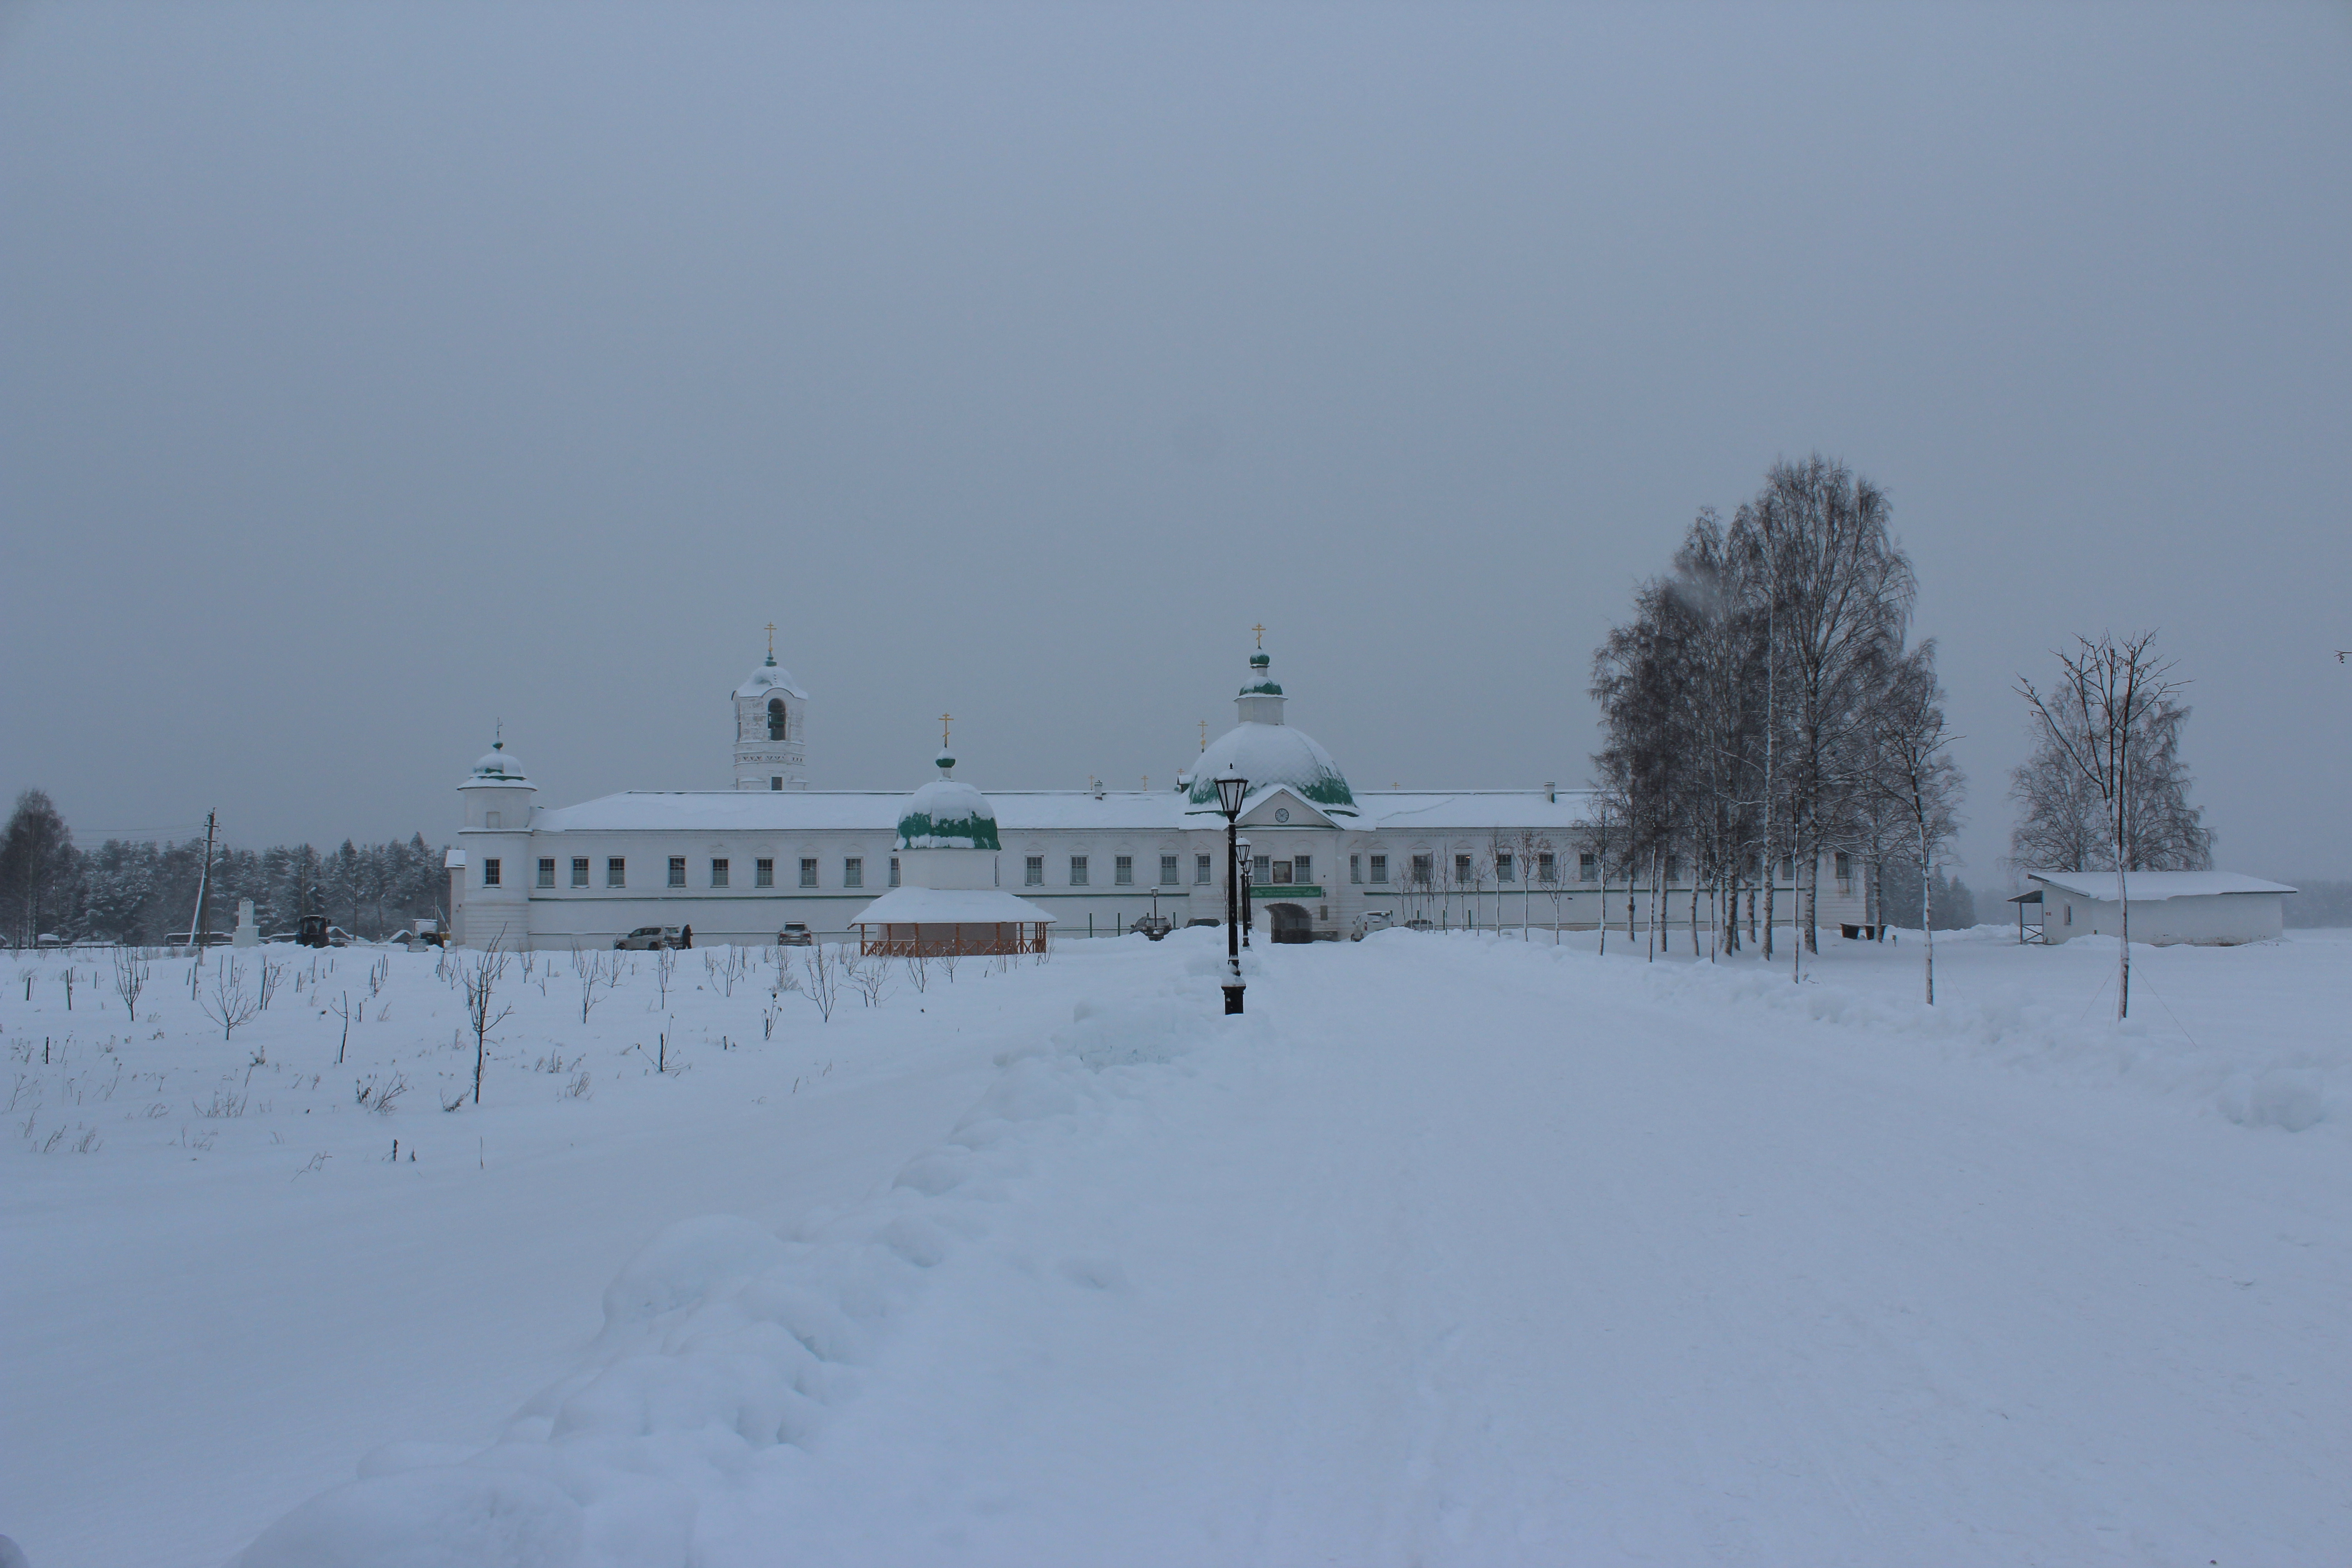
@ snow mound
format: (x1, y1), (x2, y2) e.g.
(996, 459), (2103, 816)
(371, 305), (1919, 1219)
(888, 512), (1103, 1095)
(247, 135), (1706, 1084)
(597, 1215), (791, 1338)
(2220, 1069), (2327, 1132)
(1056, 995), (1208, 1069)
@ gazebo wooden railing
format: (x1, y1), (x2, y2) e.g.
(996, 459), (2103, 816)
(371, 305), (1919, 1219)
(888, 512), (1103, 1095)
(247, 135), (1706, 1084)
(854, 921), (1050, 959)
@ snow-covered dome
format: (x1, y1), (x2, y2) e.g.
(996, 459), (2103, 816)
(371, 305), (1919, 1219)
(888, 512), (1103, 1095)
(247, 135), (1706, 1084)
(470, 740), (528, 782)
(896, 756), (1002, 850)
(733, 653), (808, 701)
(1183, 651), (1356, 817)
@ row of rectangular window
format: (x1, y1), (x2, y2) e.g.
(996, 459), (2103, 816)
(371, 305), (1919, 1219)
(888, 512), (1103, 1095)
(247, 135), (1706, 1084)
(1019, 853), (1218, 887)
(1337, 852), (1801, 887)
(501, 848), (1810, 893)
(512, 856), (844, 890)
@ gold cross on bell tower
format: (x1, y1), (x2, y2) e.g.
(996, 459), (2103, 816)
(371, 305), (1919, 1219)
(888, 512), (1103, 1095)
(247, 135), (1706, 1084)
(764, 622), (777, 658)
(1198, 719), (1208, 751)
(939, 712), (953, 749)
(1251, 622), (1266, 649)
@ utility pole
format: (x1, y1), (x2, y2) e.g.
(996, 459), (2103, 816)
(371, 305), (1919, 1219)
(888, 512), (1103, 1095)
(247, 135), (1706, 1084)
(188, 809), (218, 947)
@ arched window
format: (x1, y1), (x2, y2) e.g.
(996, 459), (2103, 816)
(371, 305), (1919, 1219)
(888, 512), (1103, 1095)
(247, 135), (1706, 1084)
(767, 698), (788, 741)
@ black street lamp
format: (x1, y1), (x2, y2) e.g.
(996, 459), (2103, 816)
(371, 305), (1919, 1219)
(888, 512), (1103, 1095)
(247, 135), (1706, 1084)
(1215, 769), (1248, 1014)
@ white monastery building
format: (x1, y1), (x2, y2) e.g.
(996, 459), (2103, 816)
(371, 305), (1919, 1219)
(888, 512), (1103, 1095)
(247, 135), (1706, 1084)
(447, 645), (1869, 949)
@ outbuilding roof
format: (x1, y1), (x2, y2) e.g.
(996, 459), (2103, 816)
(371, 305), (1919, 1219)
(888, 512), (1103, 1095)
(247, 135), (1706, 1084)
(2024, 871), (2298, 902)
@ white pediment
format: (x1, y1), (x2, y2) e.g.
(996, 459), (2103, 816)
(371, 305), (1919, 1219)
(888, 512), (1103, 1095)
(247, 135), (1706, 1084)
(1238, 789), (1336, 830)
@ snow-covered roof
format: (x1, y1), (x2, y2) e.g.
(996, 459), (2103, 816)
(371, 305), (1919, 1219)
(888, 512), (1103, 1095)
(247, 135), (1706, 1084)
(2025, 871), (2298, 902)
(1362, 790), (1602, 832)
(849, 887), (1056, 926)
(463, 741), (530, 788)
(897, 777), (1000, 851)
(1183, 722), (1356, 818)
(529, 788), (1602, 835)
(733, 657), (808, 702)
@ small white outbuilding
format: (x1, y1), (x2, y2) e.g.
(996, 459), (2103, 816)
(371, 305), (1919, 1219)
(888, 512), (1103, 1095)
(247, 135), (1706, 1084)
(2016, 871), (2298, 947)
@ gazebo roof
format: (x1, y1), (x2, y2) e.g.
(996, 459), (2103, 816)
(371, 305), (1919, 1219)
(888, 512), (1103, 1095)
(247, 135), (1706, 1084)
(850, 887), (1056, 926)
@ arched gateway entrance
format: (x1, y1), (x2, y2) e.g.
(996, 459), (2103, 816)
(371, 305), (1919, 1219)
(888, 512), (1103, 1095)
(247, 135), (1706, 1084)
(1267, 902), (1315, 943)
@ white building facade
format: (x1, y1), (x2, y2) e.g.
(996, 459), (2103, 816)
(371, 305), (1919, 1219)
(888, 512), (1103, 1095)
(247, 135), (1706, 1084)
(448, 648), (1869, 950)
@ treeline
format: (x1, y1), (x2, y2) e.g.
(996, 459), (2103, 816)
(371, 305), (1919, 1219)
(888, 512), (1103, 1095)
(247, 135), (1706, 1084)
(2282, 881), (2352, 929)
(1877, 861), (1980, 932)
(1, 789), (448, 947)
(1592, 454), (1963, 952)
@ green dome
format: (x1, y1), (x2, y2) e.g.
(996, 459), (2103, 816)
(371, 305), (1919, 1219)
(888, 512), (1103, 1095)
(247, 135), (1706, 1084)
(896, 778), (1001, 851)
(1182, 721), (1356, 815)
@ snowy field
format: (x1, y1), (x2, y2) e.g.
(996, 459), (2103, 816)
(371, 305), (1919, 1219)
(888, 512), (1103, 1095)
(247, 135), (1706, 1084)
(3, 924), (2348, 1567)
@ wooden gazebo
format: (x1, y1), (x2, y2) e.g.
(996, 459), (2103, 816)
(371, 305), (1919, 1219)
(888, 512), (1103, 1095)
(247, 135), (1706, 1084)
(849, 887), (1055, 959)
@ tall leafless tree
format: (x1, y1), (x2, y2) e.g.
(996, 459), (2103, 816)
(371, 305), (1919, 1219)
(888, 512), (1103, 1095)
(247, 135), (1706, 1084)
(2017, 632), (2190, 1020)
(1595, 459), (1918, 980)
(2010, 682), (2211, 876)
(1872, 643), (1965, 1002)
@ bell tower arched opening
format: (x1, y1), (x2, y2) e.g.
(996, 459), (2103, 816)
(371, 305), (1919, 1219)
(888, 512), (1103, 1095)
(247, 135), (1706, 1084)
(734, 642), (810, 790)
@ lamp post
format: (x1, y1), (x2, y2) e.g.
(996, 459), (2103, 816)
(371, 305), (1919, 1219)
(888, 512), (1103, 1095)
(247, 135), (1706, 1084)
(1237, 837), (1254, 948)
(1215, 770), (1248, 1014)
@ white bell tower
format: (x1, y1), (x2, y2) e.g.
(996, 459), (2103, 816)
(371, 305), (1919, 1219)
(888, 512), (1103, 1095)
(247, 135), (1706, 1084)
(733, 626), (809, 790)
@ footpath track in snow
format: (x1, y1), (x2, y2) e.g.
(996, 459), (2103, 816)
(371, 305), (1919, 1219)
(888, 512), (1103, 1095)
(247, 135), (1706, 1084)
(7, 929), (2347, 1565)
(694, 933), (2351, 1565)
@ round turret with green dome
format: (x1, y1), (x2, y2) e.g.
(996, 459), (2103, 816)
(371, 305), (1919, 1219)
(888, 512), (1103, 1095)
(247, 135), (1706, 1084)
(896, 754), (1002, 851)
(1183, 648), (1356, 816)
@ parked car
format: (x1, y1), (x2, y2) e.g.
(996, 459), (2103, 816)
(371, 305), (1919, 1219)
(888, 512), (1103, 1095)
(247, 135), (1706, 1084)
(1350, 910), (1395, 941)
(616, 926), (681, 951)
(1401, 917), (1436, 932)
(776, 923), (814, 947)
(1133, 914), (1175, 941)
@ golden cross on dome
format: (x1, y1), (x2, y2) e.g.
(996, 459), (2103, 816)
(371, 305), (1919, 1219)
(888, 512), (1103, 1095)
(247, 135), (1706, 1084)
(764, 622), (776, 657)
(939, 712), (953, 748)
(1198, 719), (1208, 750)
(1251, 623), (1266, 649)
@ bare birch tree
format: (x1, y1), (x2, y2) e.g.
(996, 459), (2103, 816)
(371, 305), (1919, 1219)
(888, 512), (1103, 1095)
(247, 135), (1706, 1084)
(1873, 642), (1964, 1002)
(2017, 632), (2186, 1020)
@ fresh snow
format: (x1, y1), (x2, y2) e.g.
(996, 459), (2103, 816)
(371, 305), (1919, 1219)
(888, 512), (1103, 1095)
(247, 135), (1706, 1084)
(845, 887), (1055, 926)
(529, 788), (1600, 835)
(2024, 869), (2300, 901)
(1183, 720), (1359, 817)
(3, 926), (2349, 1566)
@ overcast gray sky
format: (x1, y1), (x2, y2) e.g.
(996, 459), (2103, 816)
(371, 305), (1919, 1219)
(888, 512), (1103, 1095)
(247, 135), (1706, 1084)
(4, 2), (2347, 884)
